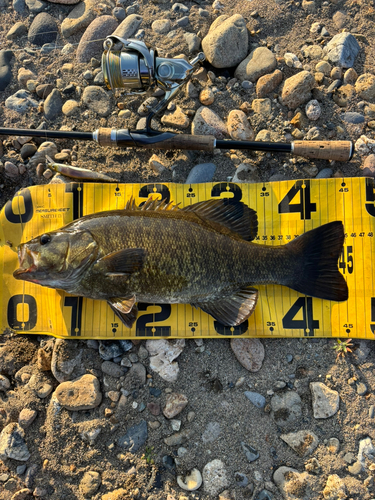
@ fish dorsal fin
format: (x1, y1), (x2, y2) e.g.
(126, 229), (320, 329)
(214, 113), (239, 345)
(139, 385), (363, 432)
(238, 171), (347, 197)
(125, 196), (180, 212)
(182, 199), (258, 241)
(96, 248), (146, 276)
(191, 287), (258, 326)
(108, 297), (138, 328)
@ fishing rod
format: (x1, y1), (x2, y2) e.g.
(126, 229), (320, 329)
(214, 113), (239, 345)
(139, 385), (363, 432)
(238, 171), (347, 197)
(0, 36), (354, 162)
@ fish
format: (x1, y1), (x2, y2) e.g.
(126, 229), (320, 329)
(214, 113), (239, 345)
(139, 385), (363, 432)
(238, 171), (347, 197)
(46, 155), (117, 183)
(13, 198), (348, 328)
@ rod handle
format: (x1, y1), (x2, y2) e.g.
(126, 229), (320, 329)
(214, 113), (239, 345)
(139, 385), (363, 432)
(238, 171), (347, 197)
(292, 141), (353, 161)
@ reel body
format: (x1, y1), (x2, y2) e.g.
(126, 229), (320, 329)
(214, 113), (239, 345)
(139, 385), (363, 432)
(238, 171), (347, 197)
(102, 36), (205, 130)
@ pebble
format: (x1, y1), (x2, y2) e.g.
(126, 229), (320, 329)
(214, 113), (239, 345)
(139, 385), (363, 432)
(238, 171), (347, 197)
(192, 106), (228, 139)
(4, 161), (19, 178)
(172, 2), (189, 13)
(271, 391), (302, 427)
(256, 69), (283, 97)
(7, 22), (28, 41)
(361, 154), (375, 177)
(184, 32), (201, 53)
(149, 154), (167, 174)
(232, 163), (260, 183)
(316, 167), (333, 179)
(163, 392), (188, 418)
(280, 430), (319, 457)
(230, 338), (264, 371)
(161, 106), (190, 129)
(124, 363), (146, 388)
(202, 14), (248, 69)
(226, 110), (255, 141)
(112, 14), (143, 40)
(25, 0), (48, 12)
(244, 391), (266, 409)
(152, 18), (171, 34)
(101, 361), (124, 378)
(54, 374), (102, 411)
(323, 475), (347, 499)
(310, 382), (339, 419)
(273, 467), (309, 498)
(27, 375), (53, 398)
(51, 339), (84, 382)
(235, 47), (277, 82)
(82, 86), (112, 117)
(323, 32), (360, 68)
(185, 163), (216, 184)
(0, 423), (30, 461)
(202, 422), (221, 443)
(327, 437), (340, 453)
(252, 98), (272, 116)
(5, 90), (38, 113)
(28, 13), (58, 46)
(356, 382), (367, 395)
(13, 0), (28, 14)
(117, 419), (147, 453)
(138, 97), (158, 116)
(0, 50), (14, 91)
(348, 461), (363, 475)
(36, 83), (54, 98)
(0, 374), (10, 391)
(316, 60), (331, 75)
(177, 468), (202, 491)
(281, 71), (316, 109)
(79, 471), (101, 497)
(44, 88), (63, 121)
(199, 88), (214, 105)
(305, 99), (321, 120)
(355, 73), (375, 100)
(170, 419), (181, 431)
(284, 52), (303, 69)
(203, 459), (229, 496)
(77, 16), (118, 63)
(241, 442), (260, 462)
(234, 472), (248, 487)
(62, 100), (80, 116)
(61, 0), (99, 38)
(112, 6), (125, 20)
(342, 112), (365, 124)
(177, 16), (189, 27)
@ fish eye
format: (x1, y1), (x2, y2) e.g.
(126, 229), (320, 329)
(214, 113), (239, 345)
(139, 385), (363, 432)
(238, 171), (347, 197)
(40, 234), (51, 245)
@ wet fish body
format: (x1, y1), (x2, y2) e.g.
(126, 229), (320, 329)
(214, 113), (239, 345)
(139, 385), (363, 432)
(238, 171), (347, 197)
(13, 198), (348, 328)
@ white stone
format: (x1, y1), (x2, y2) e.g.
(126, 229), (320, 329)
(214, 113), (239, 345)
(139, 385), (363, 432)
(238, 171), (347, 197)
(202, 459), (229, 496)
(146, 339), (185, 382)
(177, 468), (202, 491)
(310, 382), (339, 419)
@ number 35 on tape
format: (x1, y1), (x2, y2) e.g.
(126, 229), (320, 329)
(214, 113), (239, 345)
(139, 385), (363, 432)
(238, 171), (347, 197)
(1, 178), (374, 340)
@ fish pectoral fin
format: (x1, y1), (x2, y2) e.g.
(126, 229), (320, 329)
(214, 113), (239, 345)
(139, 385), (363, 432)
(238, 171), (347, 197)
(181, 199), (258, 241)
(97, 248), (147, 276)
(191, 288), (258, 326)
(108, 297), (138, 328)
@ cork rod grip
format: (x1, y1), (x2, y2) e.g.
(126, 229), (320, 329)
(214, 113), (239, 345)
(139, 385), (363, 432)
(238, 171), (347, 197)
(139, 134), (215, 151)
(292, 141), (353, 161)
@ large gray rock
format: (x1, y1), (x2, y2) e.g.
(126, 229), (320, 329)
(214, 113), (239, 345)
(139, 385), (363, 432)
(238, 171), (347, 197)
(5, 89), (38, 113)
(323, 32), (360, 68)
(76, 16), (118, 63)
(202, 14), (248, 68)
(234, 47), (277, 83)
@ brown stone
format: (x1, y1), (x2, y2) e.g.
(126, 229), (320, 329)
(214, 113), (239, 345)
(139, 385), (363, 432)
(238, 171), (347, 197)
(361, 154), (375, 177)
(18, 409), (37, 428)
(147, 402), (161, 416)
(256, 69), (283, 97)
(37, 348), (52, 371)
(163, 393), (188, 419)
(54, 374), (102, 411)
(230, 338), (264, 372)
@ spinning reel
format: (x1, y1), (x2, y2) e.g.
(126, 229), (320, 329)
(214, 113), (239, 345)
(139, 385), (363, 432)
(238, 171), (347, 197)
(102, 36), (205, 131)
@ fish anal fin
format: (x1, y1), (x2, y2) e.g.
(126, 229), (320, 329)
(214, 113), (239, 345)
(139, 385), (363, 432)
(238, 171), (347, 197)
(108, 297), (138, 328)
(97, 248), (146, 275)
(182, 199), (258, 241)
(192, 288), (258, 326)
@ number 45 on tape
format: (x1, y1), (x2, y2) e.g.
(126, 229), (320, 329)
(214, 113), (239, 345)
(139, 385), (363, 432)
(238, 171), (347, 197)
(1, 178), (374, 340)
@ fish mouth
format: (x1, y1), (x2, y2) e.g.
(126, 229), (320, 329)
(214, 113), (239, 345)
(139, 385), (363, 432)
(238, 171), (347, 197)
(13, 246), (40, 282)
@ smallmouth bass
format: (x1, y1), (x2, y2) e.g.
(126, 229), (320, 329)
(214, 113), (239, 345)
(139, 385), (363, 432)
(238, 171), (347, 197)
(13, 198), (348, 328)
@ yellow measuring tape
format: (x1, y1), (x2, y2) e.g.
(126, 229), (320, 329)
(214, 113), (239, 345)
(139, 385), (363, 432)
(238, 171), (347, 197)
(1, 178), (374, 340)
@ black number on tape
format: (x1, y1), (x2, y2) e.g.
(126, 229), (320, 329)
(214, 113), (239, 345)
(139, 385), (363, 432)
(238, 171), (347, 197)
(278, 180), (317, 220)
(213, 320), (248, 336)
(139, 184), (171, 204)
(282, 297), (319, 336)
(211, 183), (242, 202)
(65, 183), (83, 220)
(8, 294), (37, 330)
(371, 298), (375, 335)
(64, 296), (83, 336)
(339, 246), (354, 274)
(4, 189), (33, 223)
(366, 178), (375, 217)
(136, 303), (171, 336)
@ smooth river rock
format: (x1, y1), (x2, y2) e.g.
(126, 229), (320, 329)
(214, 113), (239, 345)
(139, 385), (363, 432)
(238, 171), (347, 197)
(54, 374), (102, 410)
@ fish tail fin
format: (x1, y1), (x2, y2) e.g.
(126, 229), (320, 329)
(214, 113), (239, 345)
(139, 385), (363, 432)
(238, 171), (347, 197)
(286, 221), (348, 301)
